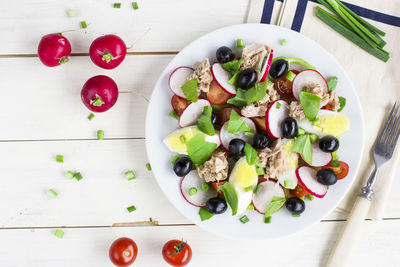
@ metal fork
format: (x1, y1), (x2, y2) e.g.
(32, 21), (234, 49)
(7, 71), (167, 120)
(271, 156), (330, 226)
(327, 102), (400, 267)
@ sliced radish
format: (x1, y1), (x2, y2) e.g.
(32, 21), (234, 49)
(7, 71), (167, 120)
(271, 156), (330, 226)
(252, 180), (286, 215)
(265, 100), (289, 139)
(277, 169), (298, 189)
(179, 99), (211, 127)
(301, 142), (332, 167)
(169, 67), (195, 98)
(296, 166), (327, 198)
(180, 171), (217, 207)
(292, 69), (328, 100)
(259, 49), (274, 82)
(219, 117), (257, 150)
(211, 63), (236, 95)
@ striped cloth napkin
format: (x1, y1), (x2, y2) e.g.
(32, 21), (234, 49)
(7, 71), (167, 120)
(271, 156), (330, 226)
(247, 0), (400, 220)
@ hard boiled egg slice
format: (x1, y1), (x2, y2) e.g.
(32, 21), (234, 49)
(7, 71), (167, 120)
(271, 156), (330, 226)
(229, 157), (259, 214)
(163, 126), (220, 154)
(276, 139), (299, 189)
(297, 110), (350, 138)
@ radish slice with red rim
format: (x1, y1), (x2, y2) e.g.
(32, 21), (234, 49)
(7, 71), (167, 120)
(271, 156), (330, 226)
(265, 100), (289, 139)
(219, 117), (257, 150)
(179, 99), (211, 127)
(211, 63), (236, 95)
(296, 166), (327, 198)
(180, 171), (217, 207)
(259, 49), (274, 82)
(292, 69), (328, 100)
(169, 67), (195, 98)
(252, 180), (286, 215)
(277, 169), (298, 189)
(301, 142), (332, 167)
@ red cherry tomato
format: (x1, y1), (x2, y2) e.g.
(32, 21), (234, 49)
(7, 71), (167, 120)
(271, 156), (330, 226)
(81, 75), (119, 113)
(89, 34), (127, 69)
(289, 183), (308, 198)
(206, 80), (231, 105)
(217, 107), (241, 125)
(109, 237), (138, 267)
(274, 70), (299, 99)
(323, 104), (332, 111)
(326, 161), (349, 180)
(162, 240), (192, 267)
(38, 33), (71, 67)
(211, 181), (226, 194)
(171, 95), (188, 116)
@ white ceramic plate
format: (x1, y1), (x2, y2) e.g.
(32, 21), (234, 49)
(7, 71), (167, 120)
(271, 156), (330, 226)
(145, 24), (364, 240)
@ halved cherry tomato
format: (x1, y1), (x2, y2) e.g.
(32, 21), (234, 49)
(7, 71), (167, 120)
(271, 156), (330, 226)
(217, 107), (241, 124)
(211, 181), (226, 194)
(289, 183), (308, 198)
(274, 69), (299, 99)
(162, 240), (192, 267)
(109, 237), (138, 267)
(171, 95), (187, 115)
(326, 161), (349, 180)
(252, 116), (267, 133)
(323, 104), (332, 111)
(206, 80), (231, 105)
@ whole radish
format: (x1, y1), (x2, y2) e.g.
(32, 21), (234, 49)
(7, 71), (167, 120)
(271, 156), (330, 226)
(81, 75), (119, 112)
(38, 33), (71, 67)
(89, 34), (127, 69)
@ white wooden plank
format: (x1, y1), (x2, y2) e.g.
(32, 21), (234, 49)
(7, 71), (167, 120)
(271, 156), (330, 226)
(0, 220), (398, 266)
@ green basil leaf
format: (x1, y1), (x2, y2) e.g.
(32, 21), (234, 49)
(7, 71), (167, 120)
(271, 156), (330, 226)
(228, 72), (240, 85)
(338, 96), (346, 112)
(227, 81), (268, 107)
(168, 110), (180, 120)
(227, 89), (247, 107)
(299, 91), (321, 121)
(181, 78), (198, 103)
(221, 59), (244, 75)
(199, 207), (214, 221)
(264, 196), (286, 218)
(331, 160), (341, 167)
(327, 76), (338, 92)
(227, 110), (254, 134)
(197, 106), (215, 136)
(218, 182), (239, 215)
(186, 135), (217, 166)
(244, 143), (258, 165)
(291, 134), (313, 164)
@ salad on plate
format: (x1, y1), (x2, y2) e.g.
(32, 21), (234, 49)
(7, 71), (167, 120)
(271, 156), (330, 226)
(163, 41), (350, 223)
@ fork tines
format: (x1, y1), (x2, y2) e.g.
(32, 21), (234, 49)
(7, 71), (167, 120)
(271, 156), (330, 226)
(376, 102), (400, 157)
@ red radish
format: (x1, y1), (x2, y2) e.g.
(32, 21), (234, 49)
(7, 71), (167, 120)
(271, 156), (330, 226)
(301, 142), (332, 167)
(258, 49), (274, 82)
(180, 171), (217, 207)
(219, 117), (257, 150)
(89, 34), (127, 69)
(81, 75), (119, 113)
(252, 180), (285, 215)
(292, 69), (328, 100)
(211, 63), (236, 95)
(296, 166), (327, 198)
(38, 33), (71, 67)
(178, 99), (211, 127)
(169, 67), (195, 99)
(265, 100), (289, 139)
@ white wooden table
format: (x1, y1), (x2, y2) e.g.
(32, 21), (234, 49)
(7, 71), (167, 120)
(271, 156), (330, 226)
(1, 0), (400, 266)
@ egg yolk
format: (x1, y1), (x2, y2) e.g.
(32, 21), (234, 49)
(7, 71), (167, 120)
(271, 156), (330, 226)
(166, 129), (196, 152)
(234, 160), (257, 188)
(320, 115), (350, 136)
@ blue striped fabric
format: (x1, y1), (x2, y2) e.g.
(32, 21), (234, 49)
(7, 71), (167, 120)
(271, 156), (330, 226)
(261, 0), (276, 24)
(291, 0), (309, 32)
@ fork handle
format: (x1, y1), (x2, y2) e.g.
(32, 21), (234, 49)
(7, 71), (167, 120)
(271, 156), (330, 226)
(326, 196), (371, 267)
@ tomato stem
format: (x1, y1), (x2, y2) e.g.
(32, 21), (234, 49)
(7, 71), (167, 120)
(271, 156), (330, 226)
(167, 241), (186, 257)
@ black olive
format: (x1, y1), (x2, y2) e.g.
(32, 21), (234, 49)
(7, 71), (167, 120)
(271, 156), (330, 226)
(206, 197), (228, 214)
(281, 117), (298, 139)
(228, 138), (246, 157)
(319, 136), (339, 152)
(269, 59), (289, 79)
(253, 133), (272, 149)
(173, 157), (193, 177)
(285, 197), (305, 215)
(211, 111), (219, 128)
(216, 46), (234, 63)
(236, 68), (258, 90)
(317, 169), (338, 185)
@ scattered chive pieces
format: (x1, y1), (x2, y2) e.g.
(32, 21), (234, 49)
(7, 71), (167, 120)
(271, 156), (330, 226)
(297, 128), (305, 136)
(65, 171), (75, 179)
(299, 196), (305, 200)
(47, 189), (58, 198)
(239, 215), (249, 224)
(74, 172), (83, 181)
(292, 214), (301, 217)
(244, 186), (253, 192)
(307, 193), (314, 201)
(54, 229), (64, 239)
(56, 155), (64, 163)
(67, 9), (77, 18)
(201, 182), (209, 192)
(113, 3), (121, 8)
(188, 187), (197, 196)
(312, 118), (320, 126)
(264, 216), (272, 223)
(286, 71), (296, 82)
(247, 203), (254, 210)
(132, 2), (139, 10)
(280, 39), (287, 46)
(276, 102), (281, 109)
(179, 135), (186, 144)
(332, 152), (339, 161)
(88, 113), (95, 121)
(125, 170), (136, 180)
(331, 160), (340, 167)
(171, 155), (179, 164)
(309, 134), (318, 143)
(127, 205), (136, 212)
(97, 130), (104, 140)
(146, 163), (152, 171)
(254, 184), (262, 195)
(284, 180), (293, 188)
(169, 110), (180, 120)
(80, 21), (87, 29)
(236, 39), (244, 48)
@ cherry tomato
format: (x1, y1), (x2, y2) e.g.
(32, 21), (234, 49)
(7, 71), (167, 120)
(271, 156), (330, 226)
(217, 107), (241, 124)
(171, 95), (188, 115)
(326, 161), (349, 180)
(206, 80), (231, 105)
(323, 104), (332, 111)
(162, 240), (192, 267)
(274, 70), (299, 99)
(109, 237), (138, 267)
(252, 116), (267, 133)
(290, 184), (308, 198)
(211, 181), (226, 194)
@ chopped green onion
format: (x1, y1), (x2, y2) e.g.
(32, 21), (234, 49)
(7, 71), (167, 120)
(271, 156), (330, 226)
(146, 163), (152, 171)
(47, 189), (58, 198)
(312, 118), (320, 126)
(284, 180), (293, 188)
(292, 214), (301, 217)
(127, 205), (136, 212)
(88, 113), (95, 121)
(239, 215), (249, 224)
(309, 134), (318, 143)
(188, 187), (197, 196)
(171, 155), (179, 164)
(80, 21), (87, 29)
(74, 172), (83, 181)
(201, 182), (209, 192)
(113, 3), (121, 8)
(54, 229), (64, 239)
(280, 39), (287, 46)
(67, 9), (77, 18)
(297, 128), (305, 136)
(247, 203), (254, 210)
(125, 170), (136, 180)
(332, 151), (339, 161)
(179, 135), (186, 144)
(299, 196), (305, 200)
(331, 160), (340, 167)
(307, 193), (314, 201)
(132, 2), (139, 10)
(276, 102), (281, 109)
(97, 130), (104, 140)
(244, 186), (253, 192)
(56, 155), (64, 163)
(286, 71), (296, 82)
(236, 39), (244, 48)
(254, 184), (262, 195)
(169, 110), (180, 120)
(264, 216), (271, 223)
(65, 171), (74, 179)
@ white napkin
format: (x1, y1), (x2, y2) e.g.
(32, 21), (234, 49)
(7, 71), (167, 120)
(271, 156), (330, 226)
(247, 0), (400, 219)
